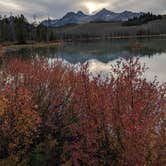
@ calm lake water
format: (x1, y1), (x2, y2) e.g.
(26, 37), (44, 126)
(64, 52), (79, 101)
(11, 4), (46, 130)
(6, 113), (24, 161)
(6, 38), (166, 83)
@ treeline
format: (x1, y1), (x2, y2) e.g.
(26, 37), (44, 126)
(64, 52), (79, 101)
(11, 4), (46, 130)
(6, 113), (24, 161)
(122, 13), (162, 26)
(0, 15), (57, 44)
(0, 13), (165, 44)
(0, 14), (32, 43)
(0, 58), (165, 165)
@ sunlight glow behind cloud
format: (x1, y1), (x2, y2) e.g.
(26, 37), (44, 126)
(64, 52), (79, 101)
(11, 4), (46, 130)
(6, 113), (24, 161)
(84, 2), (109, 14)
(0, 0), (165, 20)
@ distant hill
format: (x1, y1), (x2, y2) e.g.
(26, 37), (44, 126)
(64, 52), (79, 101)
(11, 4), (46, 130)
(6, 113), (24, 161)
(52, 16), (166, 39)
(41, 8), (144, 27)
(122, 13), (162, 26)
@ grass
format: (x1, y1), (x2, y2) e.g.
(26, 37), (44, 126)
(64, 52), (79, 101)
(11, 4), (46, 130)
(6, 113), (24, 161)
(6, 41), (62, 49)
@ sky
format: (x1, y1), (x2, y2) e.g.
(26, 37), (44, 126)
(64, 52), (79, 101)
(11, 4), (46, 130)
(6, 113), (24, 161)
(0, 0), (165, 21)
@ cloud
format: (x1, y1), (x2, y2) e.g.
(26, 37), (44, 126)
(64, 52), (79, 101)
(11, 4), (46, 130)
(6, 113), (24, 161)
(0, 0), (165, 21)
(0, 0), (21, 10)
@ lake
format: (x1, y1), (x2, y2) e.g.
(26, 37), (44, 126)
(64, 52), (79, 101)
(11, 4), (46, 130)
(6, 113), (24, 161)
(5, 38), (166, 83)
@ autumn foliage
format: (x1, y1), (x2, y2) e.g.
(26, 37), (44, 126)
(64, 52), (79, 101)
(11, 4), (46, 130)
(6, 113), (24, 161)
(0, 57), (165, 166)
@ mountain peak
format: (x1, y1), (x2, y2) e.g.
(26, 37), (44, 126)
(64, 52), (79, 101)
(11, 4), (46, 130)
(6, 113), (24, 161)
(98, 8), (115, 14)
(101, 8), (107, 11)
(63, 12), (75, 18)
(123, 10), (131, 13)
(92, 8), (116, 21)
(77, 11), (86, 17)
(101, 8), (109, 11)
(98, 8), (111, 13)
(41, 9), (144, 27)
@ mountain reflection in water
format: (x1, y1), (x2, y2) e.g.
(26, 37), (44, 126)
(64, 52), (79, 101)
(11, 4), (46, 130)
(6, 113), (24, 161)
(5, 38), (166, 83)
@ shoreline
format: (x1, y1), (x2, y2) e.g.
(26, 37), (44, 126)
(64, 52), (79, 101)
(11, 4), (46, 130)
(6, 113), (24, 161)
(63, 34), (166, 42)
(0, 34), (166, 51)
(0, 42), (63, 55)
(3, 41), (62, 49)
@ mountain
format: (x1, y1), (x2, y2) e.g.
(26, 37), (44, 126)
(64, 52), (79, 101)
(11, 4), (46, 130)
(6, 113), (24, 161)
(41, 9), (144, 27)
(114, 11), (145, 21)
(52, 11), (90, 27)
(41, 19), (58, 27)
(91, 8), (118, 22)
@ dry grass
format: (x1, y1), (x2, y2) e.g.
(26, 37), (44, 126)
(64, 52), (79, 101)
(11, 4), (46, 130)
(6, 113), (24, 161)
(6, 41), (62, 49)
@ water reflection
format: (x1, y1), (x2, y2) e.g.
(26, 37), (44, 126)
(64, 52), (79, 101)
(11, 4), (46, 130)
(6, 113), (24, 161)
(139, 53), (166, 83)
(85, 52), (166, 83)
(5, 38), (166, 82)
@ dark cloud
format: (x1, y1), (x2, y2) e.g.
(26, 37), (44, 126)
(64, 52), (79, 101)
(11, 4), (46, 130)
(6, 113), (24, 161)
(0, 0), (165, 21)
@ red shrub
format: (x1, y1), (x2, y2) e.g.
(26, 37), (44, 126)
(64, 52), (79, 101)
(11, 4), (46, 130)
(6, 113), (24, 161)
(69, 58), (166, 165)
(0, 57), (165, 165)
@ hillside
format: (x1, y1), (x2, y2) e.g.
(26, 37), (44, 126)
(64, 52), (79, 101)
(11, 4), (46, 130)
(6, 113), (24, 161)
(53, 17), (166, 38)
